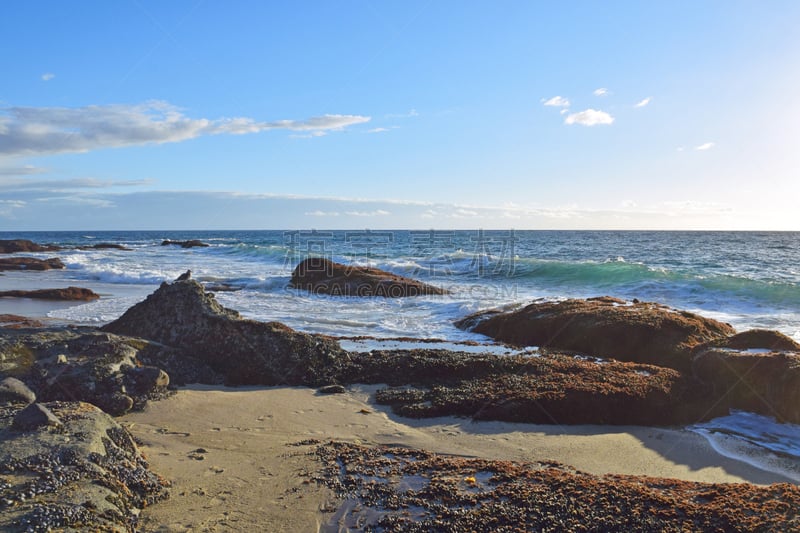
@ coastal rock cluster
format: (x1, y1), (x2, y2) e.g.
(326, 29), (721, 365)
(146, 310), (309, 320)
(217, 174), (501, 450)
(456, 298), (800, 424)
(0, 287), (100, 301)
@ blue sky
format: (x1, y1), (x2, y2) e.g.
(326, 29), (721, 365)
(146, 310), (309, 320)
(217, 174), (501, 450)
(1, 1), (799, 230)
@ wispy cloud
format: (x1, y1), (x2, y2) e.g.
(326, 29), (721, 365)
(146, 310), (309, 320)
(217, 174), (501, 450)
(593, 88), (609, 96)
(41, 73), (55, 81)
(305, 210), (340, 216)
(564, 109), (614, 126)
(344, 209), (390, 217)
(0, 101), (370, 156)
(0, 165), (47, 176)
(695, 142), (715, 151)
(634, 97), (652, 108)
(367, 127), (390, 134)
(0, 177), (154, 191)
(0, 199), (26, 218)
(542, 96), (570, 108)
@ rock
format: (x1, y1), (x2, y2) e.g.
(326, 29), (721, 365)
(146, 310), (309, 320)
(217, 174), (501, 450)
(78, 243), (132, 251)
(0, 401), (169, 531)
(0, 330), (174, 416)
(350, 349), (710, 425)
(0, 239), (60, 253)
(0, 314), (45, 329)
(0, 377), (36, 405)
(456, 297), (735, 372)
(12, 402), (62, 430)
(161, 239), (209, 248)
(0, 256), (65, 271)
(102, 280), (347, 386)
(0, 287), (100, 301)
(289, 258), (449, 297)
(693, 348), (800, 423)
(699, 329), (800, 352)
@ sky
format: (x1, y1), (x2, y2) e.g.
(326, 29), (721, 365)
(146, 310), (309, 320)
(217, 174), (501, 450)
(1, 1), (799, 231)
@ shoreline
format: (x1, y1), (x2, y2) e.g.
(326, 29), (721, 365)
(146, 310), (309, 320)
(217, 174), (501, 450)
(120, 384), (793, 531)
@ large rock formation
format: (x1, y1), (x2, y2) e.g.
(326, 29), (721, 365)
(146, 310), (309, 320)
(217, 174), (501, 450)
(289, 258), (449, 297)
(102, 280), (346, 386)
(456, 297), (735, 372)
(0, 330), (172, 416)
(0, 287), (99, 301)
(0, 400), (169, 532)
(0, 257), (65, 271)
(0, 239), (60, 253)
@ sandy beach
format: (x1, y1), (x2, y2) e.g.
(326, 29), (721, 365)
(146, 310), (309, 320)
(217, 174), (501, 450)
(121, 384), (792, 532)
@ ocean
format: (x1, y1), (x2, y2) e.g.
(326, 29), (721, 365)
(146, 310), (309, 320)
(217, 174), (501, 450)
(2, 229), (800, 481)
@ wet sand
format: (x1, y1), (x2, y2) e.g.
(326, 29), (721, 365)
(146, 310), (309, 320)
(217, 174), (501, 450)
(121, 385), (791, 532)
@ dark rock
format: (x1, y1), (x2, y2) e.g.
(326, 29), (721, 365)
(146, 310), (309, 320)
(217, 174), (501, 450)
(78, 243), (132, 251)
(0, 256), (65, 271)
(0, 330), (175, 415)
(204, 282), (242, 292)
(289, 257), (449, 297)
(0, 401), (169, 531)
(12, 402), (62, 430)
(0, 314), (45, 329)
(0, 239), (60, 253)
(318, 384), (346, 394)
(693, 348), (800, 423)
(456, 297), (735, 372)
(699, 329), (800, 352)
(161, 239), (209, 248)
(0, 377), (36, 405)
(0, 287), (100, 301)
(356, 349), (710, 425)
(102, 280), (347, 386)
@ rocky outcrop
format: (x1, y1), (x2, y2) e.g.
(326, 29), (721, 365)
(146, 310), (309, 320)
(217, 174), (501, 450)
(698, 329), (800, 352)
(0, 401), (169, 532)
(161, 239), (209, 248)
(456, 297), (735, 372)
(290, 258), (449, 297)
(0, 330), (174, 416)
(0, 239), (60, 253)
(0, 377), (36, 405)
(102, 280), (346, 386)
(339, 349), (710, 425)
(0, 287), (100, 301)
(693, 349), (800, 423)
(0, 257), (65, 271)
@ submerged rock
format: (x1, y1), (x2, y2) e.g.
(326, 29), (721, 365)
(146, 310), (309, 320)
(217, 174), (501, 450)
(0, 315), (45, 329)
(289, 257), (449, 297)
(0, 287), (100, 301)
(77, 243), (132, 251)
(456, 297), (735, 372)
(0, 257), (65, 271)
(102, 280), (346, 386)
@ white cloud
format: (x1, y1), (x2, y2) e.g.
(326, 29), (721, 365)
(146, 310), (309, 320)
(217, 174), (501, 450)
(593, 88), (609, 96)
(0, 101), (370, 156)
(0, 199), (26, 218)
(35, 195), (115, 208)
(564, 109), (614, 126)
(305, 210), (340, 216)
(41, 73), (55, 81)
(368, 127), (390, 134)
(634, 97), (652, 108)
(344, 209), (390, 217)
(542, 96), (570, 108)
(695, 142), (715, 151)
(0, 165), (47, 176)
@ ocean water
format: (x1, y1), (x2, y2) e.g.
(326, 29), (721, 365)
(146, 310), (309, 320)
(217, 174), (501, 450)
(2, 229), (800, 480)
